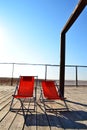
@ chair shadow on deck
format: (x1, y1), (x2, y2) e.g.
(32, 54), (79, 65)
(24, 111), (87, 129)
(22, 101), (87, 129)
(8, 101), (87, 129)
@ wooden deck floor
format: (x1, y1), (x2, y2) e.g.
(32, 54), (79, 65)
(0, 84), (87, 130)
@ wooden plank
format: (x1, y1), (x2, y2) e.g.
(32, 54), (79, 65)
(0, 98), (12, 110)
(9, 111), (24, 130)
(0, 95), (13, 104)
(0, 85), (87, 130)
(0, 100), (17, 121)
(0, 102), (11, 121)
(0, 109), (18, 130)
(0, 91), (13, 100)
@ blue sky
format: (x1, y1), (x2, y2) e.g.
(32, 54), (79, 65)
(0, 0), (87, 66)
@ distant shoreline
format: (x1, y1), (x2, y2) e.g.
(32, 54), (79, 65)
(0, 77), (87, 86)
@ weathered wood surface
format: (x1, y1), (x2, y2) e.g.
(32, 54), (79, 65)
(0, 85), (87, 130)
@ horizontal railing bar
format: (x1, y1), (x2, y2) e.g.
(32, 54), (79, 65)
(65, 65), (87, 68)
(0, 62), (59, 67)
(0, 62), (87, 68)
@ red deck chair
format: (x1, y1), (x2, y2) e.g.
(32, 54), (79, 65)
(41, 80), (68, 111)
(10, 76), (36, 111)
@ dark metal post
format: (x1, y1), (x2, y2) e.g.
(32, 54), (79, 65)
(76, 66), (78, 86)
(45, 65), (47, 80)
(11, 63), (14, 86)
(59, 0), (87, 97)
(59, 33), (65, 97)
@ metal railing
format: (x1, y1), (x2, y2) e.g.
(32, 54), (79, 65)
(0, 62), (87, 86)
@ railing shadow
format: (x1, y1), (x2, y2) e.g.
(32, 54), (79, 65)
(65, 99), (87, 107)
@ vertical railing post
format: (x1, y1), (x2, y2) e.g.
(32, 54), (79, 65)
(76, 66), (78, 86)
(45, 65), (47, 80)
(11, 63), (14, 86)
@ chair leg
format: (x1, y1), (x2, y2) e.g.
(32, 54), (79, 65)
(20, 99), (26, 116)
(9, 96), (14, 111)
(9, 85), (18, 111)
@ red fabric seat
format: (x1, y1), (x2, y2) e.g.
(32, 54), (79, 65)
(41, 80), (68, 111)
(13, 76), (34, 98)
(10, 76), (37, 111)
(42, 81), (61, 100)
